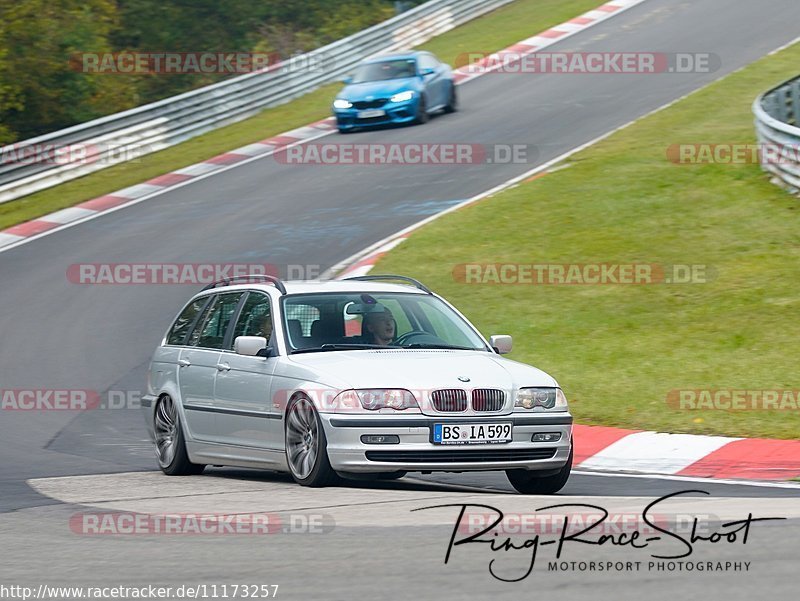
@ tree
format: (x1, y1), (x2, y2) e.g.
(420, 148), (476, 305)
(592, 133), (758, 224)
(0, 0), (136, 140)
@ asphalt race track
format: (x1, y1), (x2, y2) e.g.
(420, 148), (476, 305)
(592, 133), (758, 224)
(1, 0), (799, 598)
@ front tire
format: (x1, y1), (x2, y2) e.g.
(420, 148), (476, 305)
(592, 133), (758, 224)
(444, 84), (457, 113)
(285, 396), (338, 487)
(506, 447), (572, 494)
(414, 96), (429, 124)
(154, 395), (205, 476)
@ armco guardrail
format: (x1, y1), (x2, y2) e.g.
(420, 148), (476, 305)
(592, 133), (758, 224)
(0, 0), (514, 204)
(753, 74), (800, 195)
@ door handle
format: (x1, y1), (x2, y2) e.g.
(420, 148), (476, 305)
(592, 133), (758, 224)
(216, 362), (231, 372)
(178, 359), (191, 367)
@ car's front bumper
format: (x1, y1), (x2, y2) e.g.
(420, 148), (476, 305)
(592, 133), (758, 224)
(320, 413), (573, 473)
(333, 97), (419, 130)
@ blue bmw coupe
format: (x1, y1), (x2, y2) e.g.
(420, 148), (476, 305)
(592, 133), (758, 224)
(332, 51), (456, 133)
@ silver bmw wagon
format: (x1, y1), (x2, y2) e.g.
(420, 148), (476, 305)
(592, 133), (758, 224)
(143, 274), (573, 494)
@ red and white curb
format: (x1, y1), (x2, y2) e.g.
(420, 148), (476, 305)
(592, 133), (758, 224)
(0, 119), (338, 251)
(451, 0), (648, 85)
(0, 0), (648, 254)
(573, 425), (800, 481)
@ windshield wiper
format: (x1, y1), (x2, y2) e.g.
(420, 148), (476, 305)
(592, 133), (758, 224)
(291, 343), (389, 354)
(401, 343), (477, 351)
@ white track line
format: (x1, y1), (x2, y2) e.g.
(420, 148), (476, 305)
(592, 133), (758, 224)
(572, 470), (800, 490)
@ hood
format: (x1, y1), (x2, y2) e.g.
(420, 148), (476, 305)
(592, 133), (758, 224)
(287, 349), (557, 399)
(339, 77), (420, 101)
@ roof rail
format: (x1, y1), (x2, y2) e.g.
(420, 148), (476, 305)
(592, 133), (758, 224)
(343, 274), (431, 294)
(201, 274), (287, 295)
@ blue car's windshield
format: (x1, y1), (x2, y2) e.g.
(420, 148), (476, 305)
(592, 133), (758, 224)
(352, 59), (417, 83)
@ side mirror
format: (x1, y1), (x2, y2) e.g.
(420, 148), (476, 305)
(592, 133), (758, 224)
(234, 336), (268, 357)
(490, 335), (513, 355)
(341, 75), (353, 84)
(419, 67), (435, 77)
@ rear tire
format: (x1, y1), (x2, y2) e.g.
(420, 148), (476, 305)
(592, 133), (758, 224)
(285, 395), (338, 487)
(506, 446), (572, 494)
(154, 395), (205, 476)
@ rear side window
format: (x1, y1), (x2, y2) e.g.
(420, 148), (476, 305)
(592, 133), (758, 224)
(187, 292), (244, 349)
(166, 297), (210, 346)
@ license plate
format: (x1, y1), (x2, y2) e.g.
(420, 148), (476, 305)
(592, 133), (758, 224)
(357, 109), (386, 118)
(433, 423), (512, 445)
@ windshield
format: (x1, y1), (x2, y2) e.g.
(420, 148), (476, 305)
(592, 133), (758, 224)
(281, 292), (489, 353)
(351, 59), (417, 83)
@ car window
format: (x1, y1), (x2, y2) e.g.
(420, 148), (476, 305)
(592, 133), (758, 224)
(416, 300), (477, 347)
(187, 292), (243, 349)
(352, 59), (417, 83)
(282, 292), (487, 351)
(231, 292), (273, 344)
(286, 304), (320, 336)
(418, 53), (439, 71)
(166, 297), (210, 346)
(346, 297), (412, 338)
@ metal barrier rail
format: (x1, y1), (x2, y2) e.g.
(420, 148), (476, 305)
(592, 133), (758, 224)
(0, 0), (514, 204)
(753, 75), (800, 195)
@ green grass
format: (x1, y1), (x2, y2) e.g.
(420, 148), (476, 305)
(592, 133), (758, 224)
(0, 0), (601, 230)
(375, 42), (800, 440)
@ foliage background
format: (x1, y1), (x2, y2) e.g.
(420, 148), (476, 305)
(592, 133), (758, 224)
(0, 0), (421, 144)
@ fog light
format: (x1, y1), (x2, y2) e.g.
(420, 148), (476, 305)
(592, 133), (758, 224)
(532, 432), (561, 442)
(361, 434), (400, 444)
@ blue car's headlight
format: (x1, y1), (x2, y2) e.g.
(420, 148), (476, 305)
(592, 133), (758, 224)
(333, 98), (353, 109)
(390, 90), (415, 103)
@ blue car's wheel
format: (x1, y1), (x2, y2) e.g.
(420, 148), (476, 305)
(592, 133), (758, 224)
(444, 84), (457, 114)
(415, 96), (429, 124)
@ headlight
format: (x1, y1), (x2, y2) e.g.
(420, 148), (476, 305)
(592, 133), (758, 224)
(390, 90), (415, 103)
(333, 98), (353, 109)
(331, 389), (420, 412)
(514, 387), (568, 411)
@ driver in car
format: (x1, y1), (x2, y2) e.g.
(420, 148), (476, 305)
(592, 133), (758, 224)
(361, 307), (396, 346)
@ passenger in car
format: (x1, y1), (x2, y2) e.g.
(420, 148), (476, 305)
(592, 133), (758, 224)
(361, 307), (396, 346)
